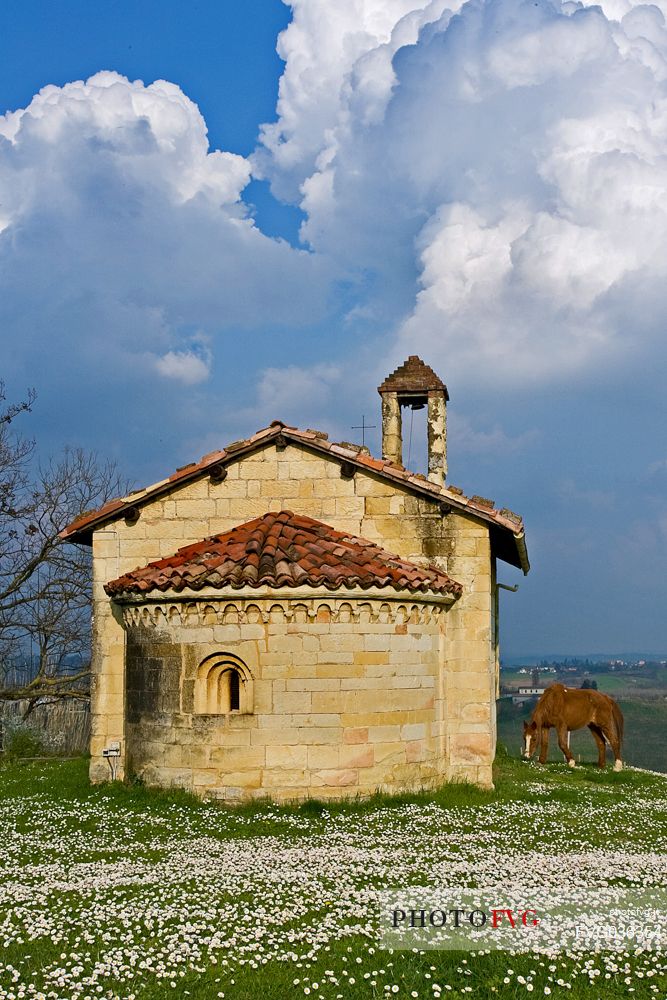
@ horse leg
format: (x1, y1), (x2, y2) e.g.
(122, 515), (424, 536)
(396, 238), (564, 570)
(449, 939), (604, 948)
(538, 727), (549, 764)
(557, 724), (576, 767)
(601, 722), (623, 771)
(588, 724), (607, 769)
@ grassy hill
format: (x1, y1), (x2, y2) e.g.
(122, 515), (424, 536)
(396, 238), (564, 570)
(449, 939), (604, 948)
(497, 694), (667, 773)
(0, 754), (665, 999)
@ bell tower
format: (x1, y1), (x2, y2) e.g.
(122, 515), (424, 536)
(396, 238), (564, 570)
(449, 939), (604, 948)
(377, 355), (449, 486)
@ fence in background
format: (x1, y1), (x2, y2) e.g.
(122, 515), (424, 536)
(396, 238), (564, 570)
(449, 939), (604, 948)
(0, 698), (91, 755)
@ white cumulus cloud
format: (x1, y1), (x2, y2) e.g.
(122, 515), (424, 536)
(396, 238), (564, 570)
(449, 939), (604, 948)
(154, 348), (212, 385)
(259, 0), (667, 387)
(0, 71), (326, 396)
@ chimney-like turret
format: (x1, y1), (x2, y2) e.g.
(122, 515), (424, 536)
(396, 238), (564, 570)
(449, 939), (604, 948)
(377, 356), (449, 486)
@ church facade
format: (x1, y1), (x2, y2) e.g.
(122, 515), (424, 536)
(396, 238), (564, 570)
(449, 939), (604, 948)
(62, 357), (529, 800)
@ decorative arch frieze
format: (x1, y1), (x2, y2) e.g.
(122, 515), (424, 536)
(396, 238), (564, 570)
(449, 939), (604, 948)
(120, 597), (444, 630)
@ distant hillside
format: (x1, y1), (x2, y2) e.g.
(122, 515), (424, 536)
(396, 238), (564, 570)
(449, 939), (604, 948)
(503, 652), (667, 666)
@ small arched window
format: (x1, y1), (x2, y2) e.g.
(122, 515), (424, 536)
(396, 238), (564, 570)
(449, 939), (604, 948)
(195, 654), (253, 715)
(229, 669), (240, 711)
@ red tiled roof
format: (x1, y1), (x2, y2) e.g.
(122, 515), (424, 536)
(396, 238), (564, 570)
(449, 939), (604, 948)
(62, 421), (528, 572)
(378, 355), (449, 399)
(105, 510), (463, 599)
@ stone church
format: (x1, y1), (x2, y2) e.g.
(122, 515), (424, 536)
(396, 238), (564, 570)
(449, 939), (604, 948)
(62, 356), (529, 800)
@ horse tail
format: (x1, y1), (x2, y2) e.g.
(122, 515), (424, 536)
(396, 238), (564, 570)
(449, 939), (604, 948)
(612, 699), (624, 751)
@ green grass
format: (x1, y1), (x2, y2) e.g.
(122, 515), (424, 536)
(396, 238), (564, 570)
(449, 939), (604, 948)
(0, 749), (656, 826)
(0, 754), (665, 999)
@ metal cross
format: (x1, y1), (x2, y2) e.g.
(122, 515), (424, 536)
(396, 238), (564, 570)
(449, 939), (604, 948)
(351, 415), (377, 447)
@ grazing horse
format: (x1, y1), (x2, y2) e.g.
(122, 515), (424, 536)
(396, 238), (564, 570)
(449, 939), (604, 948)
(522, 683), (623, 771)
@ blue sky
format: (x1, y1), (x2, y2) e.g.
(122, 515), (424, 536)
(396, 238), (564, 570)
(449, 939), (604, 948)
(1, 0), (666, 657)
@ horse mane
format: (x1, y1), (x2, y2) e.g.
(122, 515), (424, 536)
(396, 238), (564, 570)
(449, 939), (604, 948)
(531, 683), (566, 726)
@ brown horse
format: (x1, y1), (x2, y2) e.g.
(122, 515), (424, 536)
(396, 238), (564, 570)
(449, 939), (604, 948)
(522, 683), (624, 770)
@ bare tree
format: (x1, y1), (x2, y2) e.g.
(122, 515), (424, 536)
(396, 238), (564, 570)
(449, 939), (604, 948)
(0, 384), (127, 707)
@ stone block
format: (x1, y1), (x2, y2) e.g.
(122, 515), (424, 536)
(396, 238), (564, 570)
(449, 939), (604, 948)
(316, 651), (354, 664)
(217, 770), (263, 789)
(461, 703), (491, 724)
(266, 745), (309, 769)
(406, 740), (426, 763)
(187, 746), (210, 769)
(353, 651), (388, 666)
(373, 742), (406, 765)
(310, 691), (343, 714)
(401, 723), (427, 741)
(354, 476), (394, 497)
(317, 633), (359, 652)
(342, 727), (368, 744)
(238, 461), (279, 481)
(311, 769), (358, 787)
(216, 479), (249, 498)
(363, 634), (392, 652)
(293, 726), (342, 745)
(368, 724), (402, 743)
(89, 760), (111, 784)
(285, 677), (340, 692)
(192, 769), (219, 787)
(307, 745), (339, 770)
(209, 746), (266, 769)
(339, 745), (373, 769)
(228, 498), (273, 519)
(261, 768), (309, 789)
(273, 691), (312, 714)
(270, 635), (303, 653)
(289, 460), (331, 481)
(334, 497), (365, 518)
(313, 478), (354, 498)
(364, 496), (391, 515)
(340, 710), (403, 727)
(449, 733), (492, 766)
(340, 677), (388, 691)
(316, 663), (364, 679)
(250, 728), (303, 747)
(166, 768), (194, 788)
(391, 676), (421, 689)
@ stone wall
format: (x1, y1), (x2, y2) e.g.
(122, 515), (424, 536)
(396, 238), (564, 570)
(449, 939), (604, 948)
(90, 440), (496, 789)
(121, 594), (446, 801)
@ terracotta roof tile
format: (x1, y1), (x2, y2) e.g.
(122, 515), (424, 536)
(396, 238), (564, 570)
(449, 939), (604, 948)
(105, 510), (462, 599)
(330, 444), (364, 460)
(224, 439), (247, 453)
(471, 495), (495, 510)
(201, 449), (226, 463)
(378, 355), (449, 399)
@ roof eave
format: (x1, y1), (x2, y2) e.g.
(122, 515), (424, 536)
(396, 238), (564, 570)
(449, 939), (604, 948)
(107, 583), (461, 606)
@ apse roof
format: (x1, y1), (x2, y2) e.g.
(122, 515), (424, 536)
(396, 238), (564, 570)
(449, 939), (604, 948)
(105, 509), (463, 599)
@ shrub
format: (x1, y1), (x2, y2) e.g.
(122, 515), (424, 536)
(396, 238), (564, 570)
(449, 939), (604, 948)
(2, 715), (65, 758)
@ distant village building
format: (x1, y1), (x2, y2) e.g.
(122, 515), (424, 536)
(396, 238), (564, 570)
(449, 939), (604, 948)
(509, 685), (545, 705)
(62, 357), (529, 801)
